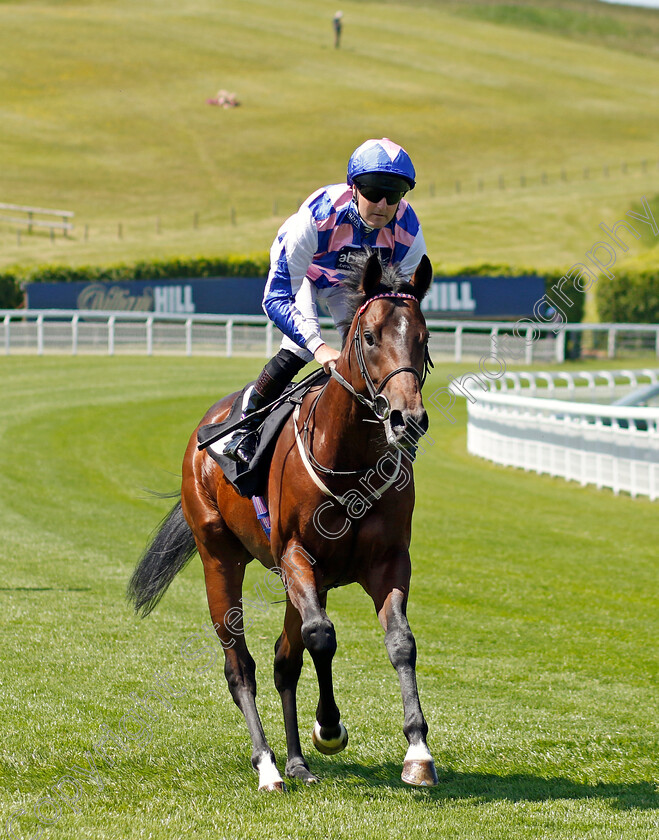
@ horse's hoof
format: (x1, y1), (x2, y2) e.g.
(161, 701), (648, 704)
(285, 760), (319, 784)
(401, 758), (439, 787)
(312, 721), (348, 755)
(258, 780), (287, 792)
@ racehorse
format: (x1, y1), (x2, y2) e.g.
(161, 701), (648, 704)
(128, 252), (439, 792)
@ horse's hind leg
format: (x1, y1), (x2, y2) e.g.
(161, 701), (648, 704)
(197, 534), (286, 792)
(274, 600), (319, 783)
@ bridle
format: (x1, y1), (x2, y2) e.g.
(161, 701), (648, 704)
(329, 292), (434, 422)
(292, 290), (434, 503)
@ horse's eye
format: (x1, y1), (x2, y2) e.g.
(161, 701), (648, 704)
(363, 331), (375, 347)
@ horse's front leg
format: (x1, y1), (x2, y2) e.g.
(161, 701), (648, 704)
(279, 542), (348, 760)
(363, 551), (438, 787)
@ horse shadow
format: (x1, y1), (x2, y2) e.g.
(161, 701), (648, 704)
(313, 761), (658, 811)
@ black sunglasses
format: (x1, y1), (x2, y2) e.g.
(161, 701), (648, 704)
(355, 183), (408, 205)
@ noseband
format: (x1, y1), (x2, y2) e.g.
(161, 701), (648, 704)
(329, 292), (434, 422)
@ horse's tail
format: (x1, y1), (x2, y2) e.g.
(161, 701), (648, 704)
(127, 497), (197, 618)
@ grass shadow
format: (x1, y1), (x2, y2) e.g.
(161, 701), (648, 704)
(316, 761), (658, 810)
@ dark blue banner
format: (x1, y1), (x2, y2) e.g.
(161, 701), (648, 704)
(25, 274), (546, 319)
(421, 275), (546, 318)
(25, 276), (267, 315)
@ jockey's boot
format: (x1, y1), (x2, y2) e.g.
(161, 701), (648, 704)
(222, 366), (289, 465)
(223, 350), (307, 465)
(222, 386), (268, 465)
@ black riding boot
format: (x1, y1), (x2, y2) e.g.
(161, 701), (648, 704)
(222, 385), (270, 465)
(222, 350), (307, 465)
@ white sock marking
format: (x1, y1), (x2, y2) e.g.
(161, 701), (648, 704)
(257, 754), (283, 788)
(404, 742), (433, 762)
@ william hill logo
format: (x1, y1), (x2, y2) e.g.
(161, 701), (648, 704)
(421, 280), (476, 313)
(77, 284), (195, 314)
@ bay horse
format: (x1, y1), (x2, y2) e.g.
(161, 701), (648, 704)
(128, 252), (438, 792)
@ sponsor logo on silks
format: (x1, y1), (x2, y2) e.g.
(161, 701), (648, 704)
(335, 246), (393, 277)
(346, 200), (365, 231)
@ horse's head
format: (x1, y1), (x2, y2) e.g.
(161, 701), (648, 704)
(337, 251), (433, 451)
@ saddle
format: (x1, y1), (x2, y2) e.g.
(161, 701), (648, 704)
(197, 372), (328, 499)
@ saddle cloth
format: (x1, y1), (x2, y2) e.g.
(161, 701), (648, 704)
(196, 382), (298, 499)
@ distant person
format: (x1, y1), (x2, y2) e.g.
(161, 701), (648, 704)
(222, 137), (427, 464)
(333, 11), (343, 48)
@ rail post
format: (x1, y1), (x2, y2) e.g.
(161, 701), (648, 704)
(37, 314), (44, 356)
(72, 314), (79, 356)
(146, 317), (153, 356)
(185, 318), (193, 356)
(454, 325), (463, 363)
(607, 327), (616, 359)
(555, 327), (566, 363)
(108, 315), (115, 356)
(226, 319), (234, 357)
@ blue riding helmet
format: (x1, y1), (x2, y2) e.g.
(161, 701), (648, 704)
(347, 138), (416, 189)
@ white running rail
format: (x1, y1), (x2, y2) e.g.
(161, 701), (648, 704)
(486, 367), (659, 401)
(467, 389), (659, 501)
(2, 309), (659, 361)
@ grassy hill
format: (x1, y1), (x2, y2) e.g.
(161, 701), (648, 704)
(0, 0), (658, 272)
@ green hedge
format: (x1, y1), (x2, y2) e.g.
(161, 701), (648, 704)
(596, 258), (659, 323)
(0, 273), (24, 309)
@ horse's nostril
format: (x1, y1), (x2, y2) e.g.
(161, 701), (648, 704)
(389, 409), (405, 432)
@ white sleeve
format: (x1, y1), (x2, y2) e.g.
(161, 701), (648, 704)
(398, 226), (427, 280)
(263, 206), (323, 351)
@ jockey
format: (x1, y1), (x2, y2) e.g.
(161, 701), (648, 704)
(223, 137), (428, 464)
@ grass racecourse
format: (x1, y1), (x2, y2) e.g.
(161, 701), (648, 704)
(0, 354), (657, 839)
(1, 0), (659, 273)
(1, 0), (658, 838)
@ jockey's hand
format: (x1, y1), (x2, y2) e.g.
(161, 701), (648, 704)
(314, 343), (341, 374)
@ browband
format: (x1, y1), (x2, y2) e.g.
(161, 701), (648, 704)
(357, 292), (419, 317)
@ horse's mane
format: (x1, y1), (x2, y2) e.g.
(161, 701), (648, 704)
(337, 249), (417, 340)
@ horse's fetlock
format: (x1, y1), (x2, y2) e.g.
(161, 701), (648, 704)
(403, 716), (428, 744)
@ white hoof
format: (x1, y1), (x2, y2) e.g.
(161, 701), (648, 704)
(312, 720), (348, 755)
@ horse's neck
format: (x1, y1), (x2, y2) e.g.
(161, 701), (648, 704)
(309, 374), (382, 470)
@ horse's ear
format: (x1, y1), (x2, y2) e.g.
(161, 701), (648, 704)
(360, 252), (382, 297)
(410, 254), (433, 301)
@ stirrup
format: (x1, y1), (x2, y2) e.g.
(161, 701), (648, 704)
(221, 383), (270, 464)
(223, 428), (260, 464)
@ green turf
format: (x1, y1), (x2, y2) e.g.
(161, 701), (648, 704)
(0, 355), (657, 839)
(0, 0), (658, 272)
